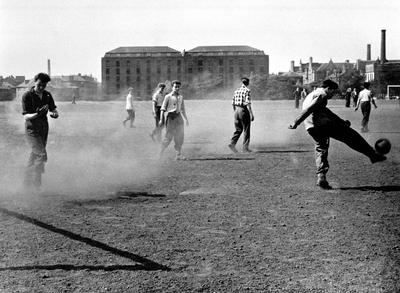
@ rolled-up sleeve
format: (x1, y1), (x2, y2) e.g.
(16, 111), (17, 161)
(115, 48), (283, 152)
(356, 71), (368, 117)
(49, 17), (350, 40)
(161, 96), (169, 112)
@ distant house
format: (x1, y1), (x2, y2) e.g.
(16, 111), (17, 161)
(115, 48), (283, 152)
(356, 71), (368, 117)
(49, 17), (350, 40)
(0, 82), (15, 101)
(15, 79), (78, 102)
(15, 74), (99, 101)
(287, 58), (355, 85)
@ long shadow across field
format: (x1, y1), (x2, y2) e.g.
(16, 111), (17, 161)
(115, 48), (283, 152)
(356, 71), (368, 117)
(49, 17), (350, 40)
(0, 264), (148, 272)
(338, 185), (400, 192)
(0, 207), (170, 272)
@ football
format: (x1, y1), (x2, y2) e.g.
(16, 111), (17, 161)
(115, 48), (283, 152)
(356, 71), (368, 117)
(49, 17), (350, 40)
(375, 138), (391, 155)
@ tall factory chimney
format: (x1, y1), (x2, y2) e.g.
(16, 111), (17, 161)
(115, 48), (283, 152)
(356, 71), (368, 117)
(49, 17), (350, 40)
(290, 60), (295, 72)
(47, 59), (51, 76)
(367, 44), (371, 61)
(380, 29), (387, 64)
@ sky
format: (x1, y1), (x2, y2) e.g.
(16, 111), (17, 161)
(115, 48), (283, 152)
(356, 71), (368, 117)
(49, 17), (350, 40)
(1, 0), (399, 81)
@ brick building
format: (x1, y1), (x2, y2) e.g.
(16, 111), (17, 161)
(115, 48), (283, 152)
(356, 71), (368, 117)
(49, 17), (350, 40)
(363, 30), (400, 97)
(101, 45), (269, 99)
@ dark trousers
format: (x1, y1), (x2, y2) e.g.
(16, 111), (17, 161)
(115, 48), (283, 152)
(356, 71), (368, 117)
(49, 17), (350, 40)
(360, 101), (371, 131)
(230, 107), (251, 150)
(123, 109), (135, 126)
(161, 112), (184, 153)
(308, 124), (376, 175)
(24, 123), (48, 188)
(295, 98), (300, 109)
(151, 106), (162, 140)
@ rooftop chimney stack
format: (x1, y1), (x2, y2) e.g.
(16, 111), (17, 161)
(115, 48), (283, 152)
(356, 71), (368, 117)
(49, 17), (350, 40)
(47, 59), (51, 76)
(290, 60), (295, 72)
(367, 44), (371, 61)
(380, 29), (386, 64)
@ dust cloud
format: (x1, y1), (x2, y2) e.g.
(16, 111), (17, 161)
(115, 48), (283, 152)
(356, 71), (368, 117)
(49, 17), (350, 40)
(0, 86), (303, 201)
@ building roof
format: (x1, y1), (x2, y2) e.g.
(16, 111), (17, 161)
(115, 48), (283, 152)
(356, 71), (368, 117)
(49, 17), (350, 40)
(106, 46), (180, 54)
(187, 45), (262, 53)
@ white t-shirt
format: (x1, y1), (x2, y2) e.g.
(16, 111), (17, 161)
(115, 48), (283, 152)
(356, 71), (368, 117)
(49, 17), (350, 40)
(126, 93), (133, 110)
(358, 89), (372, 102)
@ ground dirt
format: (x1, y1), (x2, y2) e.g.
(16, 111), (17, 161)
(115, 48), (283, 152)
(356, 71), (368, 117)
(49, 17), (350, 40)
(0, 99), (399, 292)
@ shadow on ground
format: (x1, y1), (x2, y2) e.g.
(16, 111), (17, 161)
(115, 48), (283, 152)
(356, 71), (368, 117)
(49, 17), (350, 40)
(0, 207), (170, 271)
(338, 185), (400, 192)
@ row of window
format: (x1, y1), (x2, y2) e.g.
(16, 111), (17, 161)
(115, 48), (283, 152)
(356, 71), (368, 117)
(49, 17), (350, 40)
(105, 58), (260, 68)
(106, 66), (265, 76)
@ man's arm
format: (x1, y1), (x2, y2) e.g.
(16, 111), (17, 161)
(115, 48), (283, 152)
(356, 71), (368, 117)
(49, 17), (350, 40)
(246, 104), (254, 121)
(371, 94), (378, 108)
(325, 108), (350, 127)
(355, 94), (361, 110)
(181, 100), (189, 126)
(289, 95), (323, 129)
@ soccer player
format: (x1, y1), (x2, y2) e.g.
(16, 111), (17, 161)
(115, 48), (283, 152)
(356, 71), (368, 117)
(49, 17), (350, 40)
(289, 79), (385, 189)
(22, 73), (59, 190)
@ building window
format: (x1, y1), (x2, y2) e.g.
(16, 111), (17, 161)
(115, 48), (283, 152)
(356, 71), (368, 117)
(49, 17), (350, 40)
(116, 75), (120, 82)
(136, 76), (141, 82)
(188, 61), (193, 74)
(260, 66), (265, 73)
(116, 68), (120, 75)
(116, 84), (120, 90)
(116, 60), (120, 67)
(229, 59), (234, 65)
(136, 67), (141, 74)
(229, 67), (234, 73)
(126, 69), (130, 75)
(105, 75), (110, 81)
(105, 68), (110, 74)
(219, 67), (223, 73)
(126, 76), (130, 83)
(249, 59), (254, 66)
(238, 59), (244, 66)
(106, 60), (110, 67)
(219, 59), (223, 66)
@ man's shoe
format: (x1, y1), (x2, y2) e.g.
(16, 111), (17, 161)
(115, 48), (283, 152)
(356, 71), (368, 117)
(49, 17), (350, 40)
(317, 174), (332, 190)
(175, 154), (187, 161)
(370, 152), (387, 163)
(228, 144), (238, 153)
(243, 148), (252, 153)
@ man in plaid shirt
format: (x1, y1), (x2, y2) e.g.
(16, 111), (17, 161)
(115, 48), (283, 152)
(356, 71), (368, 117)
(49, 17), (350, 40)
(228, 77), (254, 153)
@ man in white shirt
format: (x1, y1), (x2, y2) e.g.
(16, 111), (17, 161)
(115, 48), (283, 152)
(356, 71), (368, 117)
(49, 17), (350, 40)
(355, 82), (377, 132)
(159, 80), (189, 160)
(150, 83), (166, 142)
(289, 79), (386, 189)
(123, 88), (135, 128)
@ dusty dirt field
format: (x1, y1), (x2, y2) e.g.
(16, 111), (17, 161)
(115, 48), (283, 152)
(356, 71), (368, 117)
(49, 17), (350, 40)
(0, 99), (399, 292)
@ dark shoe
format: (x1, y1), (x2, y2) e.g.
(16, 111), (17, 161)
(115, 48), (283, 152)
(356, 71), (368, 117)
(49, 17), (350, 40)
(317, 174), (332, 190)
(228, 144), (238, 153)
(370, 152), (387, 163)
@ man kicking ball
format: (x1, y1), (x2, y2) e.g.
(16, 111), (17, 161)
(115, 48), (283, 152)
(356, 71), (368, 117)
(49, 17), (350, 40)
(289, 79), (386, 189)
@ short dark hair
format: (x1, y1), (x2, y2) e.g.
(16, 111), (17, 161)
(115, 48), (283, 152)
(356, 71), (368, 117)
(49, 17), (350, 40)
(158, 83), (166, 88)
(172, 80), (181, 86)
(321, 79), (338, 90)
(241, 77), (250, 86)
(363, 82), (371, 89)
(34, 72), (51, 83)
